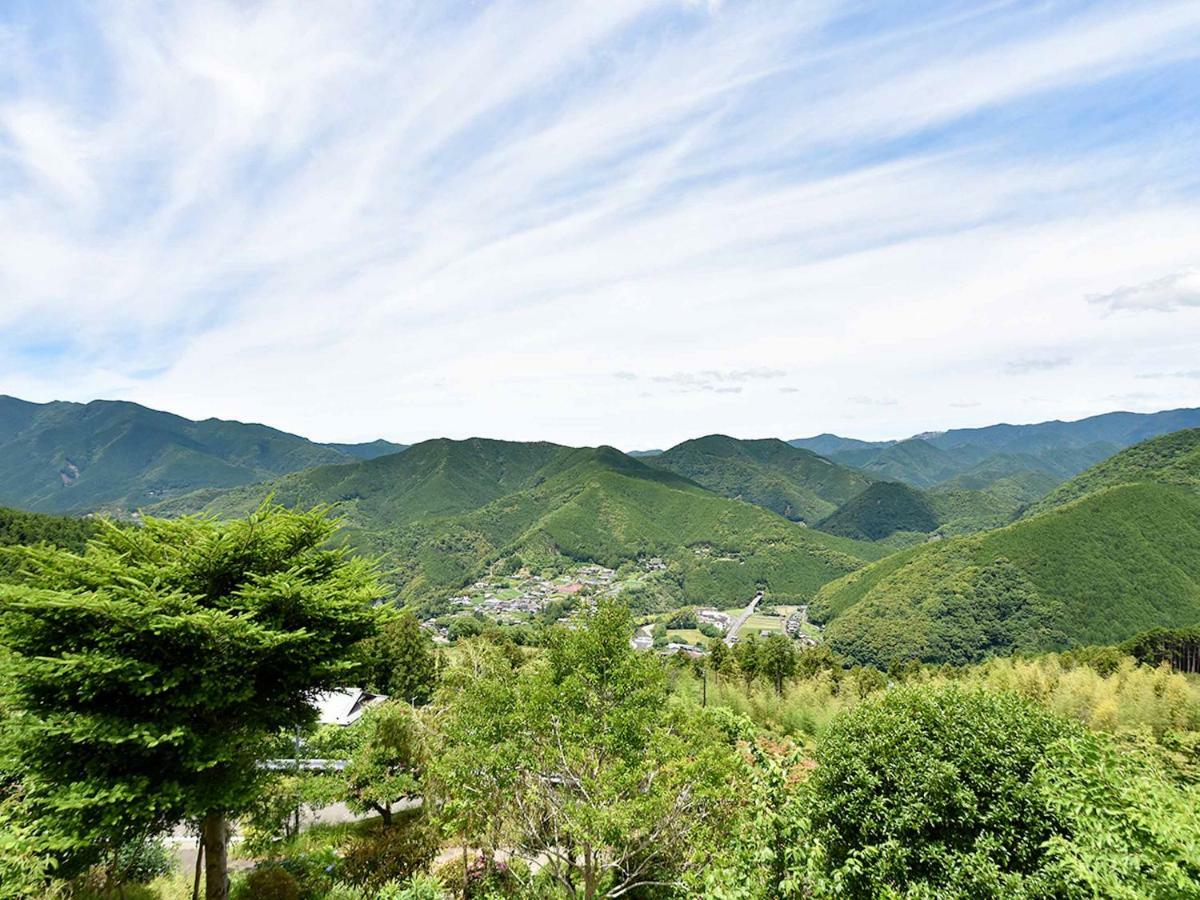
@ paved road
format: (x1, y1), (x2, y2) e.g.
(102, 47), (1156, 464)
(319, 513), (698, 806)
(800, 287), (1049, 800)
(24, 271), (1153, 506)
(724, 590), (763, 645)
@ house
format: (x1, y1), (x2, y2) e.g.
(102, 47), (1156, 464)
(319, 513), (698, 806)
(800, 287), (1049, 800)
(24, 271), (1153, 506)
(312, 688), (387, 727)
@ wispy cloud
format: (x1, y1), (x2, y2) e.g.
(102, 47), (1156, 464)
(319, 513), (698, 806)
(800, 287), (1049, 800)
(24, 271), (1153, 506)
(1, 1), (1199, 445)
(1087, 269), (1200, 313)
(1004, 356), (1072, 376)
(848, 395), (898, 407)
(1136, 370), (1200, 380)
(651, 368), (785, 393)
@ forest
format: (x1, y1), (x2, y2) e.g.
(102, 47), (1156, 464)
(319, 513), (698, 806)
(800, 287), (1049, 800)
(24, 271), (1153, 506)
(2, 504), (1197, 899)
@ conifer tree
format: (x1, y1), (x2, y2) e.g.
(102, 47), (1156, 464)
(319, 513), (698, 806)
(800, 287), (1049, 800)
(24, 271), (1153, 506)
(0, 503), (381, 900)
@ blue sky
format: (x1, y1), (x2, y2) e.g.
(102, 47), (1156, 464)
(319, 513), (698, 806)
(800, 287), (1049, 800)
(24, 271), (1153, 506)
(1, 0), (1199, 447)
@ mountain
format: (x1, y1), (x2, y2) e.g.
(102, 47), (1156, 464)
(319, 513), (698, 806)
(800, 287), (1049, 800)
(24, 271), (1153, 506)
(627, 449), (664, 458)
(816, 482), (938, 541)
(157, 437), (889, 606)
(644, 435), (873, 523)
(789, 434), (892, 457)
(814, 475), (1051, 544)
(923, 408), (1200, 455)
(1024, 428), (1200, 516)
(845, 439), (965, 488)
(790, 408), (1200, 494)
(0, 395), (400, 515)
(810, 429), (1200, 667)
(323, 439), (409, 460)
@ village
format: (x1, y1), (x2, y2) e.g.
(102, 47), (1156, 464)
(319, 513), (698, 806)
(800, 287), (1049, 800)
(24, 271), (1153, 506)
(421, 558), (823, 656)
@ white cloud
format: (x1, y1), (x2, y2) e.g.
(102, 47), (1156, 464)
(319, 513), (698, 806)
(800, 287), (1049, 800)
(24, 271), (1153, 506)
(1, 1), (1199, 445)
(1087, 269), (1200, 313)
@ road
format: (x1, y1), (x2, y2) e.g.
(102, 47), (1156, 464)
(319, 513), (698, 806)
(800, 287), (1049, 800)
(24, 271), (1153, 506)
(723, 590), (763, 645)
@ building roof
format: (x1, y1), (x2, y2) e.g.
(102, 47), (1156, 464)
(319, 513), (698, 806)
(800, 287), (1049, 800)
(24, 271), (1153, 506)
(312, 688), (387, 727)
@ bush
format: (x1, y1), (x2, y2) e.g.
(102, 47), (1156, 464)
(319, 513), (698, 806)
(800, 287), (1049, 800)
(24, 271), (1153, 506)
(808, 685), (1071, 896)
(114, 836), (173, 884)
(232, 864), (301, 900)
(376, 875), (445, 900)
(338, 819), (440, 890)
(275, 847), (339, 898)
(803, 683), (1200, 898)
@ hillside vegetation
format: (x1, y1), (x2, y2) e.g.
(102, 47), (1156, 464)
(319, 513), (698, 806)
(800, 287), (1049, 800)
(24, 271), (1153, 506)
(815, 472), (1054, 542)
(793, 406), (1200, 493)
(816, 481), (938, 540)
(646, 434), (872, 523)
(0, 507), (97, 554)
(163, 439), (887, 606)
(1026, 427), (1200, 515)
(0, 395), (401, 515)
(812, 480), (1200, 666)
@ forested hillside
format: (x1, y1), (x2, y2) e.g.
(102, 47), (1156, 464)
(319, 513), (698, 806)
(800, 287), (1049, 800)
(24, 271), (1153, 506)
(1025, 427), (1200, 515)
(792, 406), (1200, 493)
(0, 395), (401, 515)
(0, 507), (97, 553)
(814, 483), (1200, 666)
(645, 434), (872, 523)
(815, 473), (1055, 543)
(160, 438), (887, 606)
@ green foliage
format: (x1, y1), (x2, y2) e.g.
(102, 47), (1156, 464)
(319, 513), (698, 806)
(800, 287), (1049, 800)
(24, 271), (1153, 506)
(816, 481), (937, 541)
(1028, 426), (1200, 515)
(232, 864), (301, 900)
(0, 503), (381, 881)
(337, 819), (440, 891)
(1036, 731), (1200, 896)
(0, 506), (97, 553)
(431, 603), (743, 897)
(341, 702), (426, 826)
(375, 875), (446, 900)
(169, 438), (887, 607)
(1121, 626), (1200, 672)
(0, 395), (383, 516)
(646, 434), (873, 524)
(807, 685), (1070, 896)
(360, 611), (438, 703)
(814, 482), (1200, 666)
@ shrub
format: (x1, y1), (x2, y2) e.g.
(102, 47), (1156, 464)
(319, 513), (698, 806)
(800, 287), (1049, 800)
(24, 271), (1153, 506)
(275, 847), (339, 898)
(338, 819), (440, 890)
(375, 875), (445, 900)
(232, 864), (301, 900)
(114, 836), (173, 884)
(807, 685), (1070, 896)
(803, 683), (1200, 898)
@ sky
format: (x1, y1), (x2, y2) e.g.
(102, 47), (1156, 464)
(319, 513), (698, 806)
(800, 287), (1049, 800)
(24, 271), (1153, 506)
(1, 0), (1199, 449)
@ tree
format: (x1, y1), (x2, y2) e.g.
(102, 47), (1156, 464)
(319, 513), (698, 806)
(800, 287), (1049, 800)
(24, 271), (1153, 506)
(758, 634), (796, 695)
(734, 633), (761, 685)
(0, 504), (381, 900)
(342, 702), (426, 827)
(707, 638), (734, 676)
(434, 604), (741, 898)
(362, 610), (438, 704)
(806, 685), (1069, 896)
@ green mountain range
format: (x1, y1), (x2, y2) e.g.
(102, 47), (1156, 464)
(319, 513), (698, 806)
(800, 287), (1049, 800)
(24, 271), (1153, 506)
(156, 437), (888, 606)
(815, 472), (1060, 543)
(1024, 428), (1200, 516)
(791, 407), (1200, 492)
(811, 429), (1200, 667)
(644, 434), (873, 524)
(0, 396), (402, 515)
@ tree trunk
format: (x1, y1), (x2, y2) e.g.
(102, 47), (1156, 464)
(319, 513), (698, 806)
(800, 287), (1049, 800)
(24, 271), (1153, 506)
(192, 836), (204, 900)
(202, 811), (229, 900)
